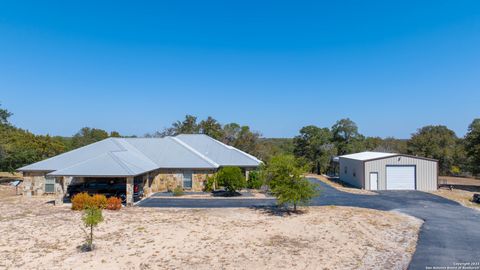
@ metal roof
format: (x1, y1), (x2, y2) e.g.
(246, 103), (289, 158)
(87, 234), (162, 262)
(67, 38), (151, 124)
(339, 151), (397, 161)
(18, 134), (262, 177)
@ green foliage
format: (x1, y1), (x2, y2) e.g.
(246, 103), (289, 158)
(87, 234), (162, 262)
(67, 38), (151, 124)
(465, 119), (480, 175)
(261, 154), (307, 190)
(273, 177), (318, 212)
(407, 125), (458, 175)
(0, 102), (123, 171)
(172, 186), (184, 196)
(150, 117), (263, 158)
(0, 124), (66, 172)
(109, 131), (121, 138)
(331, 118), (365, 155)
(450, 165), (461, 176)
(204, 175), (217, 192)
(172, 115), (200, 134)
(262, 154), (318, 211)
(71, 127), (110, 148)
(216, 167), (246, 193)
(82, 206), (104, 251)
(199, 116), (224, 140)
(0, 103), (12, 125)
(247, 170), (263, 189)
(294, 125), (336, 174)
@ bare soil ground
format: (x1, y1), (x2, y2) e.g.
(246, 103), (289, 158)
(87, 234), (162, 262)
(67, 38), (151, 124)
(306, 174), (377, 195)
(432, 187), (480, 211)
(438, 176), (480, 187)
(0, 185), (421, 270)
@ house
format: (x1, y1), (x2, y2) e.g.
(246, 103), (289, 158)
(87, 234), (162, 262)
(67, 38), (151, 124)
(339, 151), (438, 191)
(17, 134), (262, 205)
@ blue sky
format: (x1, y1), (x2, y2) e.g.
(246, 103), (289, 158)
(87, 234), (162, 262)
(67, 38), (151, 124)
(1, 1), (479, 138)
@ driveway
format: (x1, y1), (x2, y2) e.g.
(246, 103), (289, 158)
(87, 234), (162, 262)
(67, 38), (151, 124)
(137, 193), (276, 208)
(309, 179), (480, 270)
(137, 179), (480, 269)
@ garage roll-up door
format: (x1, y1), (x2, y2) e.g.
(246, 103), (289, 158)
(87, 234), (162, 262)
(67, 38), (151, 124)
(386, 166), (415, 190)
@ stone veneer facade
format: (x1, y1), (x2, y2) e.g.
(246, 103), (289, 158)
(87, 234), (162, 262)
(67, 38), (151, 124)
(145, 169), (214, 194)
(22, 170), (214, 196)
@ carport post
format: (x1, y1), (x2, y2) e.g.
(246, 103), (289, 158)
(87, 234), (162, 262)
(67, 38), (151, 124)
(126, 177), (134, 206)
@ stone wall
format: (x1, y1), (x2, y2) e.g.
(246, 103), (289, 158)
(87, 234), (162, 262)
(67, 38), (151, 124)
(22, 171), (48, 196)
(146, 169), (214, 193)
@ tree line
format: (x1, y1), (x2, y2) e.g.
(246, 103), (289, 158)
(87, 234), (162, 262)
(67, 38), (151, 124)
(0, 104), (478, 177)
(293, 118), (480, 177)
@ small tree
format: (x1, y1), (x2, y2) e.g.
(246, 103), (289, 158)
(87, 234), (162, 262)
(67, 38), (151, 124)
(82, 206), (104, 251)
(262, 154), (319, 212)
(216, 167), (246, 193)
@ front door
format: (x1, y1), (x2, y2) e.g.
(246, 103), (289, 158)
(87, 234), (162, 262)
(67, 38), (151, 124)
(369, 172), (378, 190)
(183, 172), (192, 189)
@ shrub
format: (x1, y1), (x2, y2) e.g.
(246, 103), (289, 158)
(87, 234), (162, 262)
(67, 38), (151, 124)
(450, 165), (461, 176)
(72, 193), (108, 210)
(262, 154), (319, 212)
(204, 175), (217, 192)
(90, 194), (108, 209)
(173, 186), (184, 196)
(72, 192), (91, 211)
(247, 171), (263, 189)
(106, 197), (122, 210)
(216, 167), (246, 193)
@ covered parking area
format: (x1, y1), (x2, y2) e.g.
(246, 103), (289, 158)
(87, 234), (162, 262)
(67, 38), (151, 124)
(59, 175), (143, 206)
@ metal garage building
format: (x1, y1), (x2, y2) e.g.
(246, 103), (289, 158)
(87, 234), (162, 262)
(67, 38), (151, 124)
(339, 152), (438, 191)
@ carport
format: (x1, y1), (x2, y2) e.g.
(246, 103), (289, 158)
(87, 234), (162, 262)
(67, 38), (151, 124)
(44, 175), (139, 206)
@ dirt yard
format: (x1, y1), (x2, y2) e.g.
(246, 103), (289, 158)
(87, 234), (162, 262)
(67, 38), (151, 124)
(433, 188), (480, 211)
(0, 185), (421, 270)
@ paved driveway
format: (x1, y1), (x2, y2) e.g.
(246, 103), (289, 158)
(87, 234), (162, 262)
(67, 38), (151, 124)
(137, 179), (480, 269)
(308, 179), (480, 270)
(137, 195), (276, 208)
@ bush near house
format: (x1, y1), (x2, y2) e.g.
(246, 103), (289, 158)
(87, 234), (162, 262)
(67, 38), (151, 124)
(247, 170), (263, 189)
(173, 186), (184, 196)
(90, 194), (108, 209)
(106, 197), (122, 210)
(72, 193), (110, 210)
(72, 193), (92, 210)
(216, 166), (246, 193)
(204, 175), (217, 192)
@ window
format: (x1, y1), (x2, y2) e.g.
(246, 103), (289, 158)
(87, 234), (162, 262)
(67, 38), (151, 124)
(344, 166), (348, 174)
(353, 168), (356, 177)
(183, 172), (193, 189)
(45, 177), (55, 193)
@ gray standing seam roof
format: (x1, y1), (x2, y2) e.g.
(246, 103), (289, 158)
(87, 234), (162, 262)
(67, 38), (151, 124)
(17, 134), (262, 177)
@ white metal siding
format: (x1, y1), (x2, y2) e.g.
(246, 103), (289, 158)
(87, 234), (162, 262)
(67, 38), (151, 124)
(339, 158), (364, 188)
(386, 166), (415, 190)
(364, 156), (437, 191)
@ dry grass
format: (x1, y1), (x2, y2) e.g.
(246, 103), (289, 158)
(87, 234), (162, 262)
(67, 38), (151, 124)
(0, 185), (421, 270)
(306, 174), (377, 195)
(432, 188), (480, 211)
